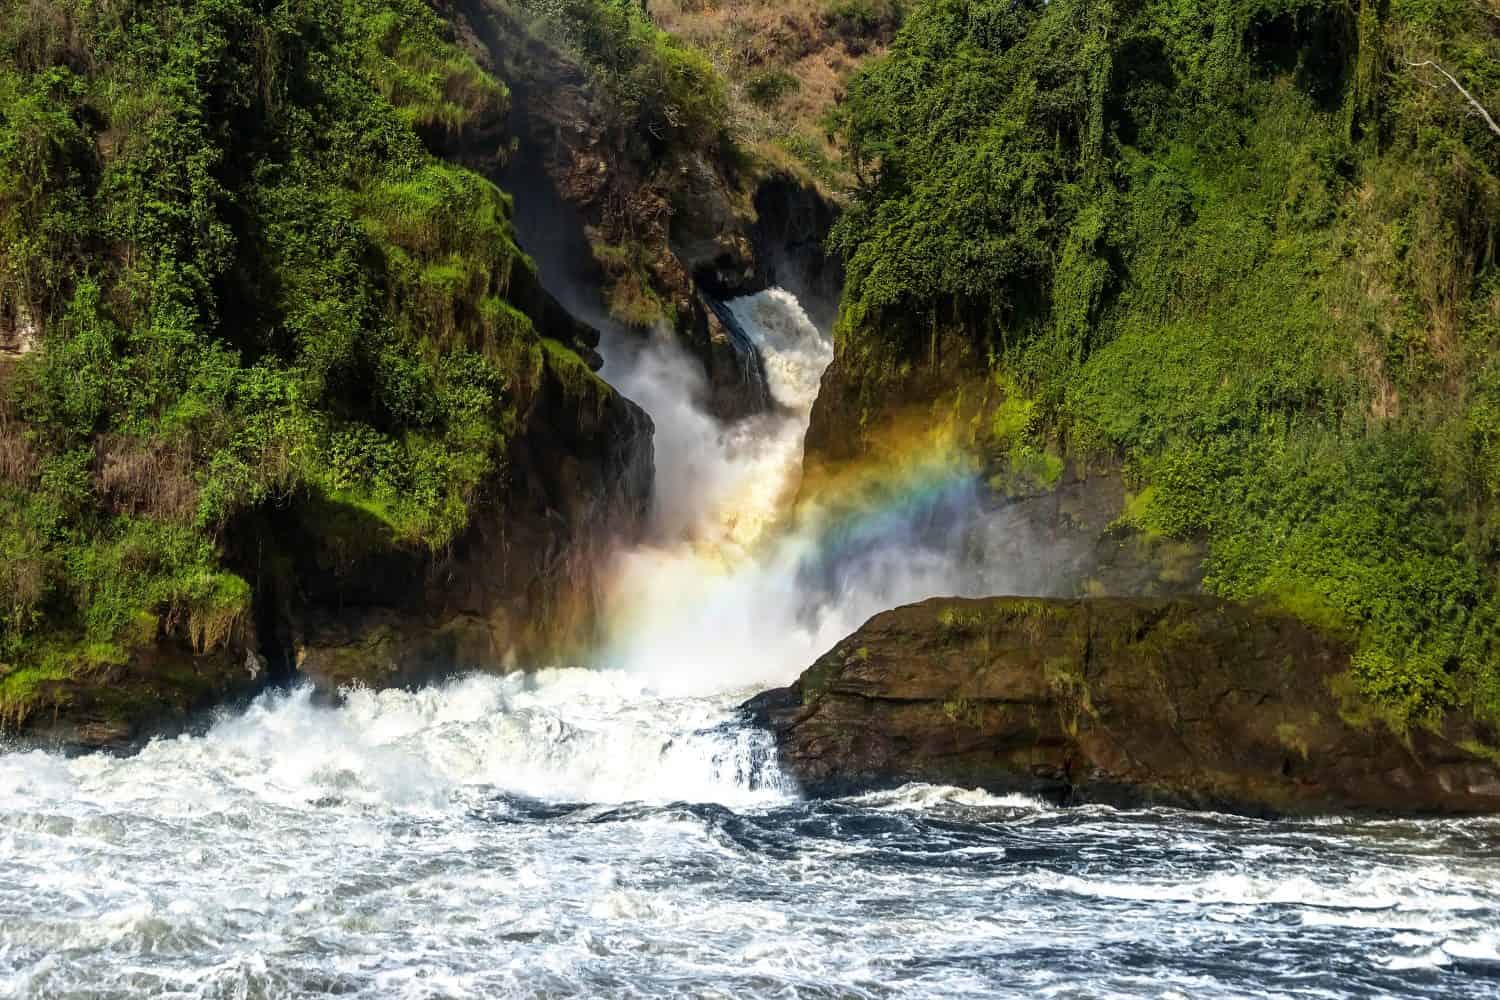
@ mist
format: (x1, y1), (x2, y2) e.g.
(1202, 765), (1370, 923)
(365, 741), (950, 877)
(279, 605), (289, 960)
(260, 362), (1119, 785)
(592, 289), (1027, 695)
(496, 152), (1081, 695)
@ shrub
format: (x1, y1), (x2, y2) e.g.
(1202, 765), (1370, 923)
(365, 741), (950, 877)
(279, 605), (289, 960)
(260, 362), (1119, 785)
(823, 0), (904, 55)
(744, 68), (799, 109)
(518, 0), (730, 150)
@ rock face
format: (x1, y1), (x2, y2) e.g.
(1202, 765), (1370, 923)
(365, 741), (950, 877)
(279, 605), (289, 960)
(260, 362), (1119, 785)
(447, 0), (840, 421)
(800, 327), (1204, 598)
(748, 596), (1500, 815)
(250, 348), (653, 694)
(748, 176), (843, 333)
(804, 330), (982, 476)
(5, 340), (653, 750)
(6, 629), (268, 753)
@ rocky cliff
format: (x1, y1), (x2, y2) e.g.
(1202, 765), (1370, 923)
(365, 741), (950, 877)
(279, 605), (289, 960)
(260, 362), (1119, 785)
(268, 349), (653, 696)
(800, 327), (1201, 601)
(448, 0), (819, 420)
(0, 0), (662, 750)
(0, 0), (854, 752)
(5, 345), (652, 754)
(749, 596), (1500, 815)
(813, 0), (1500, 729)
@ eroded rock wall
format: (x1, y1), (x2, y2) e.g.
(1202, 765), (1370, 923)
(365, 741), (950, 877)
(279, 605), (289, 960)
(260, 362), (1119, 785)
(263, 351), (653, 694)
(750, 596), (1500, 815)
(446, 0), (843, 420)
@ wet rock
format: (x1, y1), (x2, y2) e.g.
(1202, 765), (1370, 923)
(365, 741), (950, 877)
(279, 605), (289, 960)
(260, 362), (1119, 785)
(750, 596), (1500, 815)
(748, 175), (844, 332)
(263, 348), (654, 694)
(11, 629), (268, 754)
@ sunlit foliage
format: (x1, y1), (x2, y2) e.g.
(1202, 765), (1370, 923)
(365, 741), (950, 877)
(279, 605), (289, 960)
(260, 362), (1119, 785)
(833, 0), (1500, 723)
(0, 0), (545, 676)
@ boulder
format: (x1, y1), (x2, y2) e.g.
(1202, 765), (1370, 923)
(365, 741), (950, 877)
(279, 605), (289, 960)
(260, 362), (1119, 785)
(748, 596), (1500, 815)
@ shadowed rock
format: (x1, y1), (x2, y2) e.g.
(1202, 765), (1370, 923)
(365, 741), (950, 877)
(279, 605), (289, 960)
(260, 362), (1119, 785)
(5, 631), (269, 754)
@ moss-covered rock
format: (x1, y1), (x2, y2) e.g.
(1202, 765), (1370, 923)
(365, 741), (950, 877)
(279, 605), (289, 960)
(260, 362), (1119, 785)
(249, 339), (653, 694)
(814, 0), (1500, 726)
(2, 628), (267, 753)
(0, 0), (661, 741)
(748, 596), (1500, 815)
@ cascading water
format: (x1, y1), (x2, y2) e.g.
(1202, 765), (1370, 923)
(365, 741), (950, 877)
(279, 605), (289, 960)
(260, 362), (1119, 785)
(3, 289), (1500, 999)
(596, 289), (1010, 696)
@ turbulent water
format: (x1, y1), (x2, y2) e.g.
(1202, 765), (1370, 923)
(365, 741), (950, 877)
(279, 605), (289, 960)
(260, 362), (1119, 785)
(3, 291), (1500, 998)
(4, 676), (1500, 999)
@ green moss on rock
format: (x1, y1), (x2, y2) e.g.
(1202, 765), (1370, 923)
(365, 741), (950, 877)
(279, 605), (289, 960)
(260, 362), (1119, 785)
(754, 595), (1500, 815)
(819, 0), (1500, 729)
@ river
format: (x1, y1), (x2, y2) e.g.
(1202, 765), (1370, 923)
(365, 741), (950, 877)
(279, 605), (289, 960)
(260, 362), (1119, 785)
(2, 290), (1498, 998)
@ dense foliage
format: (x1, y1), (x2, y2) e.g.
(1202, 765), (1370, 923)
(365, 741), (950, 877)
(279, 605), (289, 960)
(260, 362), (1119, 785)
(518, 0), (729, 155)
(0, 0), (556, 695)
(832, 0), (1500, 724)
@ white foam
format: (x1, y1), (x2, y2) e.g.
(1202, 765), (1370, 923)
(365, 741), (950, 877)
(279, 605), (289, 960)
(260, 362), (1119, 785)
(852, 783), (1052, 813)
(1443, 932), (1500, 965)
(4, 287), (1499, 997)
(602, 288), (830, 554)
(595, 289), (982, 696)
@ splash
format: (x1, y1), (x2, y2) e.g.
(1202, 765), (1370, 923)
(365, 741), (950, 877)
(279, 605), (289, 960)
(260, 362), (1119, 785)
(594, 288), (985, 696)
(599, 290), (827, 550)
(3, 288), (1498, 1000)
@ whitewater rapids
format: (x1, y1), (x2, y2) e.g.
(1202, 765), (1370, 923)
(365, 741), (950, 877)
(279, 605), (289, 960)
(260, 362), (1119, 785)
(4, 675), (1500, 998)
(2, 290), (1500, 998)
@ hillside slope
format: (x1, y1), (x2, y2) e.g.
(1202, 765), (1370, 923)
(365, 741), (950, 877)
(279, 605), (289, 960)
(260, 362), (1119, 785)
(808, 0), (1500, 728)
(0, 0), (652, 740)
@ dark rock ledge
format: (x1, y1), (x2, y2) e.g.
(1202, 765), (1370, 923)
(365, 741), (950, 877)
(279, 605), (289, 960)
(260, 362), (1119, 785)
(745, 596), (1500, 816)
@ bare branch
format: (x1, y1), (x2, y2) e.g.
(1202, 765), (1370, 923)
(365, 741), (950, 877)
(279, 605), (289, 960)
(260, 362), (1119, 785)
(1407, 60), (1500, 138)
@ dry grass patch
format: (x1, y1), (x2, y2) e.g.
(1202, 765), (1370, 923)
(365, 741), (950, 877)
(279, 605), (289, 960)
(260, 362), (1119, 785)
(96, 435), (200, 523)
(652, 0), (901, 194)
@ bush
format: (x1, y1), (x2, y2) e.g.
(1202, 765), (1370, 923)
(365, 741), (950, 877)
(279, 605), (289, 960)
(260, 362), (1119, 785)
(823, 0), (904, 55)
(744, 69), (799, 109)
(519, 0), (730, 151)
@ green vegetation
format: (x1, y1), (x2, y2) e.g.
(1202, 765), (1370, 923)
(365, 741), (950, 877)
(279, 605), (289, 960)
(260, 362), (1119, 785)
(744, 68), (800, 110)
(517, 0), (729, 154)
(505, 0), (737, 327)
(832, 0), (1500, 725)
(823, 0), (904, 55)
(774, 132), (845, 192)
(650, 0), (904, 195)
(0, 1), (558, 681)
(590, 238), (672, 327)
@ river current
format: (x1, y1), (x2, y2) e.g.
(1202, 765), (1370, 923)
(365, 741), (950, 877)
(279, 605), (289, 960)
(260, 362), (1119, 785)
(2, 290), (1498, 998)
(5, 674), (1500, 999)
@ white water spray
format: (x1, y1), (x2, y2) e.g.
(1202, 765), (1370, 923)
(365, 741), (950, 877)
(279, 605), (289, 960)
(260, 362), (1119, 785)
(595, 289), (850, 694)
(599, 289), (829, 553)
(593, 288), (1018, 696)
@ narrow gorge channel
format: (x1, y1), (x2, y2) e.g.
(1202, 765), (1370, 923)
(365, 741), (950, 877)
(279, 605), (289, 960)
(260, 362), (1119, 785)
(2, 286), (1500, 998)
